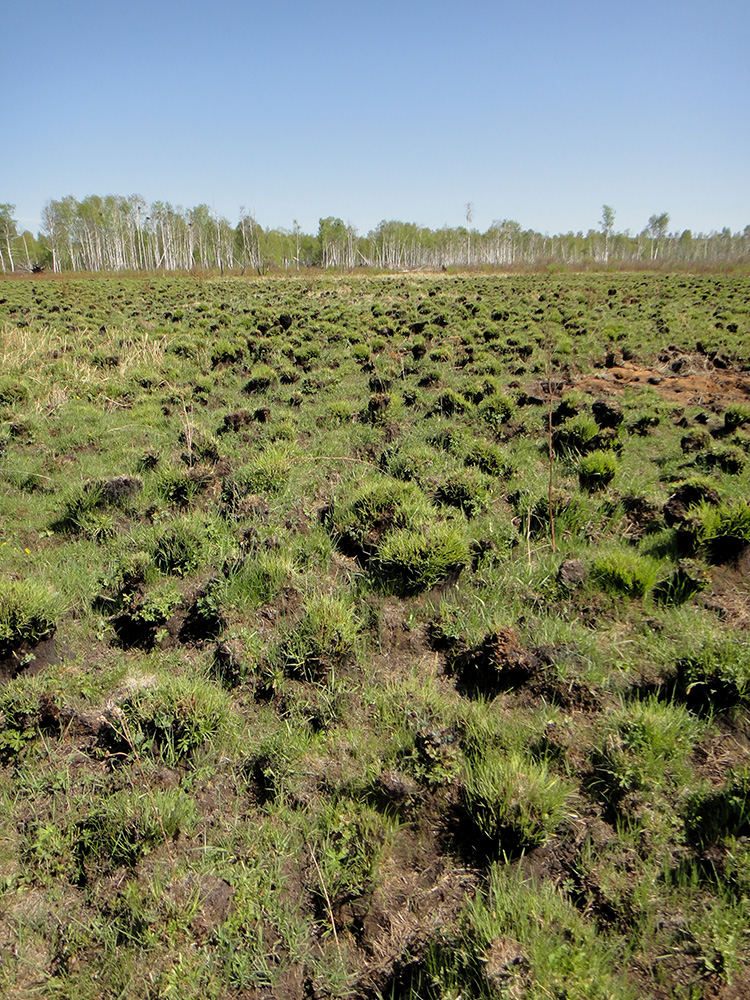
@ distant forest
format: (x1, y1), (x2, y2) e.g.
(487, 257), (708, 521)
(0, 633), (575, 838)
(1, 197), (748, 274)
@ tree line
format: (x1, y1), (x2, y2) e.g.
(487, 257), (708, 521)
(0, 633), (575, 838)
(1, 198), (748, 274)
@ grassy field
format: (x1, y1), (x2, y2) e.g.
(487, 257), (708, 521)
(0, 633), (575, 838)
(1, 270), (749, 999)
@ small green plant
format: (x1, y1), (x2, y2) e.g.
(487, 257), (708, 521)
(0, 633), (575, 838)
(423, 865), (634, 999)
(552, 412), (600, 456)
(151, 517), (209, 576)
(222, 446), (293, 501)
(154, 466), (212, 507)
(588, 697), (702, 809)
(692, 499), (750, 562)
(244, 363), (277, 393)
(477, 393), (515, 430)
(327, 478), (428, 557)
(463, 439), (507, 476)
(75, 786), (197, 873)
(222, 550), (295, 612)
(698, 445), (746, 475)
(463, 750), (572, 854)
(114, 674), (234, 764)
(312, 800), (386, 907)
(436, 388), (470, 416)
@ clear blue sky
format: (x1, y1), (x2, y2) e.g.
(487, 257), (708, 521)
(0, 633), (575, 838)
(4, 0), (749, 238)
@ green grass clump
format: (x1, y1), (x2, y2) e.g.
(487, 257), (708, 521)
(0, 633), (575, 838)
(154, 466), (212, 507)
(243, 363), (278, 393)
(477, 393), (515, 430)
(684, 767), (750, 847)
(278, 593), (360, 680)
(588, 698), (702, 810)
(222, 550), (295, 613)
(434, 474), (489, 517)
(151, 516), (209, 576)
(115, 674), (235, 764)
(724, 403), (750, 431)
(328, 478), (428, 556)
(692, 499), (750, 562)
(675, 640), (750, 712)
(0, 579), (66, 654)
(374, 521), (470, 595)
(423, 866), (634, 1000)
(75, 786), (198, 873)
(0, 375), (30, 406)
(553, 412), (600, 456)
(222, 447), (293, 503)
(578, 450), (618, 491)
(592, 549), (658, 598)
(463, 439), (507, 476)
(463, 750), (572, 854)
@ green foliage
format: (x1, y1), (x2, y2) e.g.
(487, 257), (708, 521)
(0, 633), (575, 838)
(724, 403), (750, 431)
(151, 516), (208, 576)
(463, 750), (572, 854)
(477, 393), (515, 430)
(312, 801), (385, 905)
(436, 388), (470, 416)
(0, 376), (30, 406)
(698, 445), (746, 475)
(2, 273), (750, 1000)
(154, 466), (211, 507)
(75, 786), (197, 871)
(464, 439), (507, 476)
(222, 550), (295, 612)
(692, 499), (750, 562)
(221, 446), (293, 504)
(327, 478), (428, 556)
(553, 412), (600, 456)
(244, 363), (278, 393)
(434, 474), (489, 517)
(424, 866), (635, 1000)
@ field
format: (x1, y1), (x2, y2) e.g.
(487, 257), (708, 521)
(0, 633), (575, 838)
(1, 270), (749, 999)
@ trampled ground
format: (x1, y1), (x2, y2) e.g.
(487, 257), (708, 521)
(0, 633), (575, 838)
(0, 270), (749, 999)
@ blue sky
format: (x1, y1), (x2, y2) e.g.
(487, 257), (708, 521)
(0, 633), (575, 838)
(4, 0), (749, 237)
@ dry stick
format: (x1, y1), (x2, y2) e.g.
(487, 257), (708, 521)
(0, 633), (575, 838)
(0, 468), (54, 482)
(308, 844), (342, 958)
